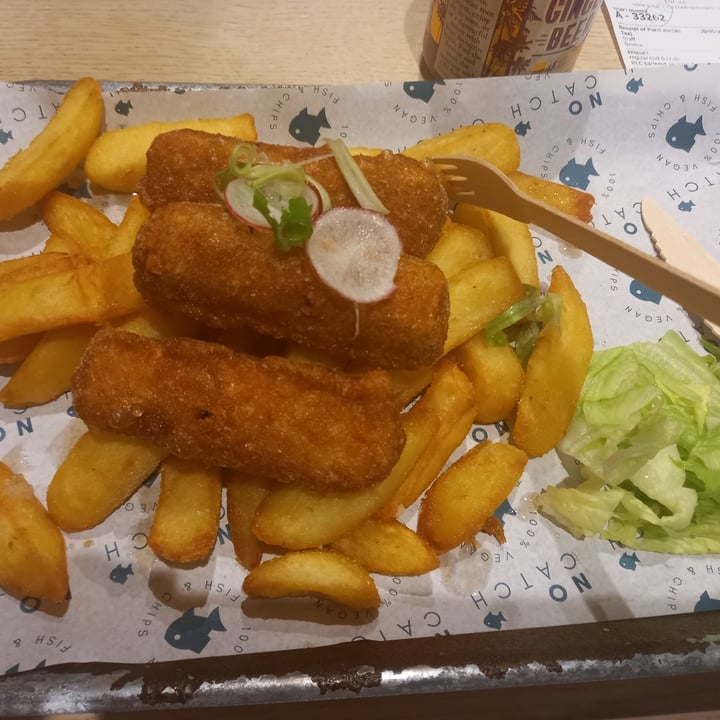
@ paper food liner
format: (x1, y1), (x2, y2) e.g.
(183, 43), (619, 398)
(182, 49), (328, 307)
(1, 64), (719, 672)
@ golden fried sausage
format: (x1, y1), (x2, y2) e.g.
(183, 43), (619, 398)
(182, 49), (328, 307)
(72, 328), (405, 491)
(132, 202), (450, 370)
(137, 129), (448, 258)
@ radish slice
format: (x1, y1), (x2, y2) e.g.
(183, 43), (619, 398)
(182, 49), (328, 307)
(306, 207), (402, 303)
(225, 178), (320, 229)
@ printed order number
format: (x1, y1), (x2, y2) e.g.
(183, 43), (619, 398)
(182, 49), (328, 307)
(630, 12), (666, 21)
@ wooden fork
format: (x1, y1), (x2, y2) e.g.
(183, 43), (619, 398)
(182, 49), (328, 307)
(433, 155), (720, 327)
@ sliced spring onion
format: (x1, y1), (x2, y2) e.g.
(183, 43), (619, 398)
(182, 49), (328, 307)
(323, 137), (389, 215)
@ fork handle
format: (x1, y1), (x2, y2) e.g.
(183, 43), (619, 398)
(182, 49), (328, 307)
(520, 197), (720, 327)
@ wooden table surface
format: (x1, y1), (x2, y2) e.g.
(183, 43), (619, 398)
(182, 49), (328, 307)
(0, 0), (622, 85)
(1, 3), (716, 719)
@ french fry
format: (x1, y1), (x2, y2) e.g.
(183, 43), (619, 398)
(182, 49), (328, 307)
(0, 323), (96, 407)
(444, 256), (524, 353)
(253, 358), (474, 549)
(454, 204), (539, 288)
(148, 457), (223, 564)
(113, 307), (203, 339)
(418, 441), (528, 553)
(0, 333), (41, 364)
(0, 251), (84, 283)
(41, 191), (117, 259)
(331, 518), (439, 576)
(225, 472), (274, 571)
(426, 219), (494, 279)
(0, 252), (146, 342)
(511, 265), (593, 456)
(0, 77), (103, 221)
(509, 171), (595, 223)
(403, 123), (521, 174)
(243, 549), (380, 609)
(0, 462), (69, 602)
(377, 358), (476, 519)
(47, 430), (168, 532)
(85, 113), (258, 192)
(113, 196), (151, 255)
(453, 331), (525, 425)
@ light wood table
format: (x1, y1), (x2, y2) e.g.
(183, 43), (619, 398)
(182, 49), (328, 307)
(1, 3), (716, 720)
(0, 0), (621, 85)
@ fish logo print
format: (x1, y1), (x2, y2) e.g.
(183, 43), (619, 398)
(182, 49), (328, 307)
(559, 158), (599, 191)
(694, 590), (720, 613)
(678, 200), (695, 212)
(483, 611), (506, 630)
(0, 128), (13, 145)
(114, 99), (134, 116)
(625, 77), (643, 94)
(288, 107), (331, 146)
(109, 563), (134, 584)
(514, 120), (531, 136)
(666, 115), (705, 152)
(493, 497), (516, 525)
(618, 552), (640, 571)
(403, 80), (445, 103)
(629, 279), (661, 304)
(165, 607), (226, 653)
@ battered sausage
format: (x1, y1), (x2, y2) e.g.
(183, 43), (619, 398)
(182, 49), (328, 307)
(72, 328), (406, 491)
(137, 129), (448, 258)
(132, 202), (449, 370)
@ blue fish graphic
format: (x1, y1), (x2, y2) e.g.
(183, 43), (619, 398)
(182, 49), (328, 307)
(629, 280), (661, 304)
(694, 590), (720, 613)
(403, 80), (445, 103)
(165, 607), (226, 653)
(514, 120), (531, 136)
(678, 200), (695, 212)
(0, 128), (13, 145)
(288, 107), (331, 146)
(114, 99), (134, 116)
(559, 157), (599, 191)
(619, 551), (640, 571)
(625, 77), (643, 94)
(109, 563), (134, 584)
(666, 115), (705, 152)
(483, 611), (506, 630)
(493, 497), (517, 525)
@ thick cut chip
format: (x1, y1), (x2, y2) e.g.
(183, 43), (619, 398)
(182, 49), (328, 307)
(418, 441), (528, 553)
(85, 114), (258, 192)
(511, 265), (593, 456)
(403, 123), (521, 175)
(0, 252), (146, 342)
(47, 430), (167, 532)
(509, 171), (595, 223)
(0, 462), (69, 602)
(444, 256), (524, 353)
(331, 518), (439, 575)
(377, 358), (476, 519)
(0, 323), (97, 407)
(41, 191), (117, 259)
(225, 472), (274, 571)
(426, 220), (495, 279)
(0, 77), (103, 221)
(453, 332), (525, 425)
(0, 251), (84, 283)
(454, 204), (539, 288)
(149, 457), (223, 564)
(243, 549), (380, 609)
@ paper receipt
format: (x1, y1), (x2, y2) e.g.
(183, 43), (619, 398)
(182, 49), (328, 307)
(604, 1), (720, 68)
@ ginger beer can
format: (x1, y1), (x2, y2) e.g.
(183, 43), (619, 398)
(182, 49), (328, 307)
(422, 0), (603, 78)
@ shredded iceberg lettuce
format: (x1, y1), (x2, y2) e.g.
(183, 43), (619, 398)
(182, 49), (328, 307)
(535, 330), (720, 554)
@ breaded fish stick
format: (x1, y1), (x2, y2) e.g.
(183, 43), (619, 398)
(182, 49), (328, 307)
(133, 202), (449, 370)
(137, 129), (448, 258)
(72, 328), (405, 491)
